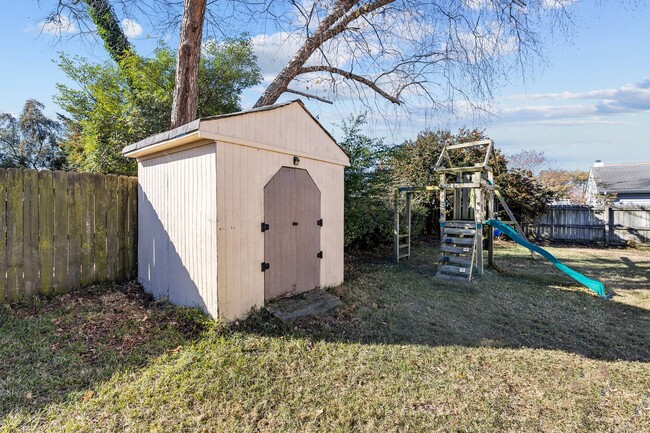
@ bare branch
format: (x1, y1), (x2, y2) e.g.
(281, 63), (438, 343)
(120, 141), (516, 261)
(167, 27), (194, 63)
(299, 65), (401, 105)
(285, 88), (334, 104)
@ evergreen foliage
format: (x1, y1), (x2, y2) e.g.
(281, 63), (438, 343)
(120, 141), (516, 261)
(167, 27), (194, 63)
(55, 39), (261, 175)
(0, 99), (64, 170)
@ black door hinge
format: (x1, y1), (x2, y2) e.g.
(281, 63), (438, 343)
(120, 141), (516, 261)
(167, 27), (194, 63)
(317, 251), (323, 259)
(317, 219), (323, 226)
(261, 262), (270, 272)
(261, 223), (269, 232)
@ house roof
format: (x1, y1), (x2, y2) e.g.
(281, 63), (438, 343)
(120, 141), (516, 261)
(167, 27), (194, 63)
(592, 162), (650, 194)
(121, 100), (347, 162)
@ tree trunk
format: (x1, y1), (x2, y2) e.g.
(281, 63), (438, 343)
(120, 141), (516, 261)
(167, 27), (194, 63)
(83, 0), (132, 63)
(170, 0), (207, 128)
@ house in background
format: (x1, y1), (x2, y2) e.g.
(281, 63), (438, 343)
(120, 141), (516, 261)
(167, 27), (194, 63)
(585, 161), (650, 206)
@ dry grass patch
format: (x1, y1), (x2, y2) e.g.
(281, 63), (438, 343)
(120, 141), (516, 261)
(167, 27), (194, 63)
(1, 240), (649, 432)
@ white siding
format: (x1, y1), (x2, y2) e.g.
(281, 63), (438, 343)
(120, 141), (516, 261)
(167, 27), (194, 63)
(138, 144), (218, 316)
(216, 143), (344, 320)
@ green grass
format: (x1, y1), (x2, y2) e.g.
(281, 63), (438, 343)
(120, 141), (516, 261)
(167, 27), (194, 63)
(1, 241), (649, 432)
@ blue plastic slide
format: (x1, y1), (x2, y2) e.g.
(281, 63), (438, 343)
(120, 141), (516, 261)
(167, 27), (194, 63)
(485, 219), (607, 298)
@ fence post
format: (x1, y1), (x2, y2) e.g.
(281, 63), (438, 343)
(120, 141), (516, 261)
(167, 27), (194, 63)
(603, 206), (609, 246)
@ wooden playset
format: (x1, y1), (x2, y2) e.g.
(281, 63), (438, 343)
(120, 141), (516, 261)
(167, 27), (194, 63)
(394, 139), (530, 282)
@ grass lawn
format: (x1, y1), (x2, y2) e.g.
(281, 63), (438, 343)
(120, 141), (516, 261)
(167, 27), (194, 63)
(1, 240), (649, 432)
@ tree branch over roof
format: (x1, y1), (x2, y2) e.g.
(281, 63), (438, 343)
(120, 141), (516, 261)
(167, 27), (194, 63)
(299, 65), (400, 104)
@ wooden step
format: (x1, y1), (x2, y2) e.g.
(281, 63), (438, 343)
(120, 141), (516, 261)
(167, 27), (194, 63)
(442, 236), (474, 245)
(440, 255), (472, 266)
(435, 272), (471, 282)
(445, 221), (477, 229)
(441, 245), (473, 255)
(438, 264), (471, 275)
(443, 227), (476, 235)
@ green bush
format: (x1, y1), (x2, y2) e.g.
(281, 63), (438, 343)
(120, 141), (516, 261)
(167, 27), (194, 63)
(339, 122), (555, 250)
(339, 115), (394, 249)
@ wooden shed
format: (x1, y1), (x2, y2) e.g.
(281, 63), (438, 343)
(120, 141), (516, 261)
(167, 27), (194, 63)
(122, 100), (350, 320)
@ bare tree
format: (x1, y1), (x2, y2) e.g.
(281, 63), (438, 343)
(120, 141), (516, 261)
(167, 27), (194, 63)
(42, 0), (577, 120)
(508, 150), (553, 174)
(254, 0), (574, 109)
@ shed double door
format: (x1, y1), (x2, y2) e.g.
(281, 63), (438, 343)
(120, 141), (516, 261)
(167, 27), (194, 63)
(264, 167), (321, 301)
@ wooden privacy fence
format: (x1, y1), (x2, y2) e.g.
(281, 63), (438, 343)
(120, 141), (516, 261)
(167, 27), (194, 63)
(0, 169), (137, 304)
(525, 204), (650, 245)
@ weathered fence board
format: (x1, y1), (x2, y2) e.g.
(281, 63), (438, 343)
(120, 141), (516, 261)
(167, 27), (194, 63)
(126, 177), (137, 274)
(526, 204), (650, 244)
(53, 171), (68, 293)
(117, 176), (129, 280)
(93, 173), (108, 283)
(0, 170), (6, 302)
(38, 171), (54, 296)
(81, 176), (94, 286)
(67, 172), (83, 289)
(0, 169), (138, 304)
(7, 169), (24, 301)
(23, 169), (39, 297)
(106, 175), (119, 282)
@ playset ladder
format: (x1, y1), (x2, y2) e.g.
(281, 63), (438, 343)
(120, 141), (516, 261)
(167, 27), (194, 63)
(436, 221), (477, 281)
(394, 191), (412, 261)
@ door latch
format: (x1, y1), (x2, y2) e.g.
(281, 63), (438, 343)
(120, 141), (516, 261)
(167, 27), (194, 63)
(261, 223), (269, 232)
(261, 262), (270, 272)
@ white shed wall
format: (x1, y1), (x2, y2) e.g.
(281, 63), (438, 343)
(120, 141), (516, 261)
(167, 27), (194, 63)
(216, 142), (345, 320)
(138, 144), (218, 316)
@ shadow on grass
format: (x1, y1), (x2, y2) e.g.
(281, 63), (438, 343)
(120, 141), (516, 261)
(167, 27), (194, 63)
(0, 282), (208, 419)
(238, 240), (650, 363)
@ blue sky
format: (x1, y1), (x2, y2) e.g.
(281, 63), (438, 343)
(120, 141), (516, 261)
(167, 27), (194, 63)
(1, 1), (650, 171)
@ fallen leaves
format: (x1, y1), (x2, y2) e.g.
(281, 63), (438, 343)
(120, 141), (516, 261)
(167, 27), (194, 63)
(82, 390), (94, 401)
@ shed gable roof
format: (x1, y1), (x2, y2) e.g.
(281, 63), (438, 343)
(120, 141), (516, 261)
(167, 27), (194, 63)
(122, 100), (349, 166)
(592, 162), (650, 194)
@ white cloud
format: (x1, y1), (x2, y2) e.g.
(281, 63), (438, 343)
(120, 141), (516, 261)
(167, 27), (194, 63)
(121, 18), (143, 39)
(251, 32), (305, 83)
(39, 14), (76, 35)
(532, 119), (629, 127)
(501, 78), (650, 123)
(541, 0), (577, 9)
